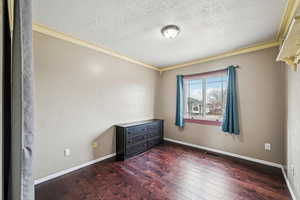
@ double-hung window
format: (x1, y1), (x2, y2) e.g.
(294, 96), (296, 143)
(184, 70), (228, 125)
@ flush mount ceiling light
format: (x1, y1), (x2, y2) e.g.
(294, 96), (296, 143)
(161, 25), (180, 39)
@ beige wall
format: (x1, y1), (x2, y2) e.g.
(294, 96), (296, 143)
(285, 64), (300, 199)
(33, 32), (160, 179)
(158, 47), (285, 164)
(33, 31), (287, 182)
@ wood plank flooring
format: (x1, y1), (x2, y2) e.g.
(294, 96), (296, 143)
(35, 142), (291, 200)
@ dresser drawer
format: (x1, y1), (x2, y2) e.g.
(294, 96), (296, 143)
(127, 134), (147, 146)
(148, 130), (161, 139)
(126, 142), (147, 157)
(147, 137), (162, 149)
(147, 123), (161, 138)
(147, 121), (160, 129)
(126, 126), (147, 138)
(116, 119), (164, 160)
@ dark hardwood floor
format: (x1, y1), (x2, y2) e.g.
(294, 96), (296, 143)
(35, 142), (291, 200)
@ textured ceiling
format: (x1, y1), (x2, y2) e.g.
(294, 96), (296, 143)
(33, 0), (287, 67)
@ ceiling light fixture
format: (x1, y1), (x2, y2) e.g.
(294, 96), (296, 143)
(161, 25), (180, 39)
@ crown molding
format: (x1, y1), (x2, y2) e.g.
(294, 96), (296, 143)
(160, 0), (297, 72)
(160, 41), (280, 72)
(7, 0), (296, 72)
(32, 24), (280, 73)
(7, 0), (159, 71)
(32, 23), (160, 71)
(276, 0), (300, 42)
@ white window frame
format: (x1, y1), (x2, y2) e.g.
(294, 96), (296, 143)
(184, 71), (228, 123)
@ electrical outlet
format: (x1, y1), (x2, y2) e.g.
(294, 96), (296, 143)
(64, 148), (71, 157)
(264, 143), (271, 151)
(291, 165), (295, 177)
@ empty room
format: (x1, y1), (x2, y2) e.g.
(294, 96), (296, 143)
(2, 0), (300, 200)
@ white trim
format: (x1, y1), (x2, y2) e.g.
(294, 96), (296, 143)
(281, 166), (297, 200)
(164, 138), (282, 168)
(164, 138), (299, 199)
(34, 153), (116, 185)
(33, 141), (297, 199)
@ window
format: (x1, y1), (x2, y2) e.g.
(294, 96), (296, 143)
(184, 70), (228, 125)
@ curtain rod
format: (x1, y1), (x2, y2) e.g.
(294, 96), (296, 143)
(183, 65), (239, 78)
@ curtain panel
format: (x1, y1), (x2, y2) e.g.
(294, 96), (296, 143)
(175, 75), (185, 127)
(222, 66), (240, 134)
(3, 0), (35, 199)
(3, 0), (12, 199)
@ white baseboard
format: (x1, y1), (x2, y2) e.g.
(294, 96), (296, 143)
(281, 166), (297, 200)
(164, 138), (282, 168)
(34, 140), (297, 200)
(34, 153), (116, 185)
(164, 138), (299, 199)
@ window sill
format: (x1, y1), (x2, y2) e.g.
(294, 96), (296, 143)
(184, 119), (222, 126)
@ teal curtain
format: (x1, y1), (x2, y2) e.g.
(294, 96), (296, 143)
(222, 66), (240, 134)
(175, 75), (185, 127)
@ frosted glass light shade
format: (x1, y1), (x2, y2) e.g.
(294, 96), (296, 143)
(161, 25), (180, 39)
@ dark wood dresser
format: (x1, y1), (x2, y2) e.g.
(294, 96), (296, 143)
(115, 119), (164, 160)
